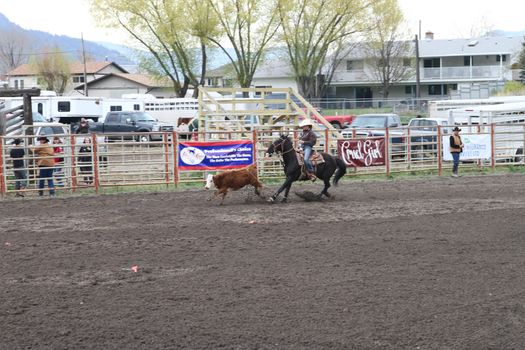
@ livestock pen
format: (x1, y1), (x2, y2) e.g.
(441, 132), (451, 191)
(1, 122), (525, 198)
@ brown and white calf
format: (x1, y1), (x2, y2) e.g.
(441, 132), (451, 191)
(204, 164), (263, 204)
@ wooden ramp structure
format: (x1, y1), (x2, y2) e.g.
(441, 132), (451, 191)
(197, 86), (342, 178)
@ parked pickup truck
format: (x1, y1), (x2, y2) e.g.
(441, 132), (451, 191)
(340, 114), (406, 153)
(87, 111), (173, 141)
(322, 115), (355, 129)
(407, 118), (449, 156)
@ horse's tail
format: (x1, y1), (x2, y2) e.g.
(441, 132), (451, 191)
(333, 157), (347, 186)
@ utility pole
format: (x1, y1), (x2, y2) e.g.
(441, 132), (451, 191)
(415, 35), (421, 104)
(81, 33), (88, 97)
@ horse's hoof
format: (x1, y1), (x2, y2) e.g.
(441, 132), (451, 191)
(281, 197), (288, 203)
(267, 196), (276, 203)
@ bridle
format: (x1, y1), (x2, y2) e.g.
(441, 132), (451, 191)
(271, 137), (295, 156)
(269, 136), (295, 167)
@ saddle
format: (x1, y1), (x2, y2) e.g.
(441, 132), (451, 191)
(295, 148), (324, 181)
(295, 148), (325, 166)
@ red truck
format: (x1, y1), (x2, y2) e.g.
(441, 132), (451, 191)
(313, 114), (355, 129)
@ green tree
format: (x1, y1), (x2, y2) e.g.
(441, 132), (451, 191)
(363, 0), (412, 98)
(90, 0), (218, 97)
(206, 0), (280, 93)
(31, 46), (71, 95)
(276, 0), (372, 98)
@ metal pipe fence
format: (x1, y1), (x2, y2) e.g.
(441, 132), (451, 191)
(1, 124), (524, 198)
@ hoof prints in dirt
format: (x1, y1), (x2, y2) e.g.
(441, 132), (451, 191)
(6, 266), (210, 287)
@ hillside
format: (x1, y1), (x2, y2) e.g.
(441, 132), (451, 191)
(0, 12), (135, 69)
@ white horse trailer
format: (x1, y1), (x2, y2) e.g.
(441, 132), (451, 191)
(448, 102), (525, 161)
(141, 98), (199, 127)
(429, 96), (525, 119)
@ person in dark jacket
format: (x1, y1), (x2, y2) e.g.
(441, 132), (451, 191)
(449, 126), (464, 177)
(10, 138), (27, 197)
(76, 118), (90, 134)
(298, 119), (317, 181)
(78, 137), (93, 184)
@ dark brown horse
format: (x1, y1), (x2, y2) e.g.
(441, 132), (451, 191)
(266, 135), (346, 202)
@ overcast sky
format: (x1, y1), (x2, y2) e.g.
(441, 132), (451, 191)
(0, 0), (524, 43)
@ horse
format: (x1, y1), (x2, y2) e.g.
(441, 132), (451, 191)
(266, 135), (347, 202)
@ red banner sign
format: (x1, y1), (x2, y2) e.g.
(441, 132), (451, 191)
(338, 138), (386, 167)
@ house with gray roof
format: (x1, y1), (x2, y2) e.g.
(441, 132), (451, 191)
(249, 34), (525, 101)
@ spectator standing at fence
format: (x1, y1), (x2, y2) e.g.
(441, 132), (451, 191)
(53, 137), (64, 187)
(10, 138), (27, 197)
(449, 126), (464, 177)
(177, 118), (190, 140)
(76, 118), (89, 134)
(78, 137), (93, 185)
(33, 136), (56, 197)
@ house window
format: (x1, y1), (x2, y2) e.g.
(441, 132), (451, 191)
(20, 80), (24, 89)
(72, 76), (85, 83)
(463, 56), (471, 66)
(37, 103), (43, 115)
(423, 58), (440, 68)
(405, 85), (415, 94)
(428, 84), (448, 96)
(496, 55), (507, 62)
(403, 58), (411, 67)
(346, 60), (353, 71)
(207, 77), (218, 86)
(57, 101), (71, 112)
(254, 86), (271, 97)
(134, 104), (140, 111)
(110, 105), (122, 112)
(14, 80), (18, 89)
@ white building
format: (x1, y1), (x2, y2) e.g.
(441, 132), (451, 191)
(5, 61), (129, 95)
(249, 35), (525, 101)
(73, 73), (173, 98)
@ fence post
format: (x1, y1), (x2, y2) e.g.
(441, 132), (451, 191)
(92, 133), (99, 193)
(163, 132), (170, 187)
(477, 125), (481, 169)
(172, 131), (178, 187)
(385, 127), (390, 177)
(437, 126), (442, 176)
(324, 128), (329, 154)
(407, 127), (411, 169)
(252, 130), (258, 175)
(70, 134), (77, 192)
(0, 137), (5, 196)
(490, 123), (495, 170)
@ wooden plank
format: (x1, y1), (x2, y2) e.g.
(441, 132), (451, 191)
(0, 88), (41, 97)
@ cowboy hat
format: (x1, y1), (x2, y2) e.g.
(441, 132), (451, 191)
(452, 126), (461, 132)
(299, 119), (313, 128)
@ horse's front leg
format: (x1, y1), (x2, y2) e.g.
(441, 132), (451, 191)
(268, 177), (293, 202)
(282, 181), (294, 203)
(321, 177), (331, 198)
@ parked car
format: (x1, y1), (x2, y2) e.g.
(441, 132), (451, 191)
(88, 111), (173, 141)
(341, 113), (406, 154)
(407, 117), (450, 156)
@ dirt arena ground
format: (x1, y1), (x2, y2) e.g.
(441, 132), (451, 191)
(1, 173), (525, 349)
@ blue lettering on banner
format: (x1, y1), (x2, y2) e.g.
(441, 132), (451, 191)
(178, 140), (254, 170)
